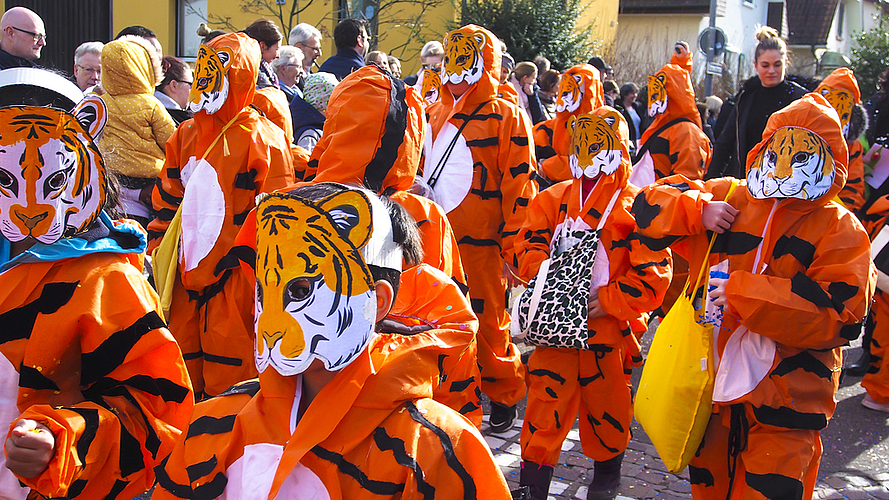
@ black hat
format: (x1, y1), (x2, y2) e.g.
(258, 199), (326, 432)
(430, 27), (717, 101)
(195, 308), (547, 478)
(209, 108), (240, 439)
(587, 56), (613, 74)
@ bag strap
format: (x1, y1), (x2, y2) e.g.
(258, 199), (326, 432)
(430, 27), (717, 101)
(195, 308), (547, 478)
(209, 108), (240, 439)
(426, 100), (491, 189)
(596, 189), (623, 232)
(636, 117), (694, 159)
(687, 179), (739, 295)
(517, 258), (550, 338)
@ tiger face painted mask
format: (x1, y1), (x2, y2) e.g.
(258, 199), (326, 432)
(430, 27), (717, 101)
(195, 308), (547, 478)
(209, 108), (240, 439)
(254, 187), (402, 376)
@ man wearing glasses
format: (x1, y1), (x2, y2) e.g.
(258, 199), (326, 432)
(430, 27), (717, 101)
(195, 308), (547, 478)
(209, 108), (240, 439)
(0, 6), (45, 70)
(73, 41), (103, 92)
(289, 23), (323, 75)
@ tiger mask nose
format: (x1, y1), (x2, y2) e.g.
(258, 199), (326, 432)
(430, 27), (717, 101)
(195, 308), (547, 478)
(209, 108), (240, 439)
(14, 209), (48, 230)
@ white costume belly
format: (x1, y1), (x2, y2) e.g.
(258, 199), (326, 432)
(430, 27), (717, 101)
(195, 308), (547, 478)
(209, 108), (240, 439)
(421, 122), (473, 214)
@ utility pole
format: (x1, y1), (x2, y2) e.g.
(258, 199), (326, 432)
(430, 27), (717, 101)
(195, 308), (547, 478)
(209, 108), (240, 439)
(705, 0), (718, 97)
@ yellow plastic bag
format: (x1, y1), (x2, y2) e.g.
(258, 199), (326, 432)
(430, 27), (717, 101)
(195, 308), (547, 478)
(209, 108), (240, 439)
(635, 180), (737, 473)
(152, 207), (182, 321)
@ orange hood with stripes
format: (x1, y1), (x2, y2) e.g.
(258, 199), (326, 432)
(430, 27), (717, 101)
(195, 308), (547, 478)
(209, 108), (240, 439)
(642, 63), (701, 143)
(552, 64), (604, 155)
(815, 67), (861, 136)
(189, 33), (259, 126)
(430, 25), (502, 135)
(311, 65), (425, 194)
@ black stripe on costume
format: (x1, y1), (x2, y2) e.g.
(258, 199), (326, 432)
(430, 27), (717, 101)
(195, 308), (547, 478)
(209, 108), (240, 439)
(311, 444), (405, 494)
(536, 144), (556, 160)
(751, 405), (828, 430)
(746, 472), (804, 500)
(233, 208), (252, 226)
(156, 207), (177, 222)
(80, 312), (166, 386)
(182, 350), (203, 361)
(790, 272), (857, 313)
(630, 258), (670, 272)
(772, 235), (816, 268)
(510, 136), (529, 147)
(449, 376), (475, 392)
(453, 111), (503, 122)
(373, 427), (436, 498)
(70, 407), (99, 465)
(155, 184), (182, 206)
(187, 455), (219, 483)
(119, 424), (145, 476)
(68, 479), (88, 498)
(458, 402), (480, 414)
(529, 368), (567, 384)
(545, 387), (558, 398)
(154, 456), (195, 498)
(586, 414), (620, 453)
(457, 236), (502, 248)
(618, 282), (643, 298)
(148, 230), (165, 241)
(204, 352), (244, 366)
(0, 281), (79, 344)
(579, 374), (601, 386)
(234, 169), (258, 190)
(510, 162), (530, 177)
(470, 298), (484, 314)
(626, 233), (679, 252)
(186, 414), (237, 439)
(215, 245), (257, 275)
(19, 364), (60, 391)
(217, 379), (261, 397)
(712, 230), (762, 256)
(840, 321), (862, 340)
(688, 465), (715, 486)
(601, 411), (625, 433)
(466, 137), (498, 148)
(630, 194), (660, 229)
(365, 72), (408, 193)
(85, 374), (191, 404)
(469, 187), (503, 200)
(664, 181), (691, 192)
(193, 473), (228, 500)
(103, 479), (129, 500)
(165, 167), (181, 179)
(770, 352), (832, 380)
(406, 400), (477, 499)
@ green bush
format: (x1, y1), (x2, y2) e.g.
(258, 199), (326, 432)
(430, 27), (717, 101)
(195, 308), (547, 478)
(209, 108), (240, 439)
(851, 17), (889, 97)
(458, 0), (599, 71)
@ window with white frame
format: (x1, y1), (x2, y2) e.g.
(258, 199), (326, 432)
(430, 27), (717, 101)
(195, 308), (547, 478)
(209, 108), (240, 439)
(178, 0), (207, 58)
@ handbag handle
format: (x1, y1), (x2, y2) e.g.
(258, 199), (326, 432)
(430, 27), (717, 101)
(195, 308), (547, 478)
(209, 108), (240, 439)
(686, 179), (739, 297)
(515, 257), (551, 338)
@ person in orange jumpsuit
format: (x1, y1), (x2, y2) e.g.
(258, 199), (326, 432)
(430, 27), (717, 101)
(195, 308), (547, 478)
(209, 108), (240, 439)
(638, 63), (712, 180)
(532, 64), (604, 184)
(858, 194), (889, 412)
(297, 64), (481, 425)
(419, 25), (539, 432)
(148, 32), (295, 399)
(0, 68), (193, 500)
(152, 184), (512, 500)
(510, 107), (671, 500)
(815, 68), (868, 212)
(634, 93), (875, 499)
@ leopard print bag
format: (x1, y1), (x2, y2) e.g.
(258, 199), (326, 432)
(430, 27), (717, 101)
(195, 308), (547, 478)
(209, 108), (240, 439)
(510, 191), (621, 349)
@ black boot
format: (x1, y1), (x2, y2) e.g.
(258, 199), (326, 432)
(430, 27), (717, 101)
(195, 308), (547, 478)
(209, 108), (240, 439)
(489, 401), (517, 433)
(845, 313), (874, 377)
(519, 461), (553, 500)
(587, 451), (624, 500)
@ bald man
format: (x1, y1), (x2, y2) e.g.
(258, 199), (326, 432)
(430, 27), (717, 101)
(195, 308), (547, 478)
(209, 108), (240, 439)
(0, 6), (45, 69)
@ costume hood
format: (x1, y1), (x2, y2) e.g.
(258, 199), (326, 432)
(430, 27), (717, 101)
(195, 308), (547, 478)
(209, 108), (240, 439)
(311, 65), (425, 194)
(568, 106), (632, 201)
(550, 64), (603, 159)
(431, 25), (501, 132)
(642, 63), (701, 143)
(189, 32), (259, 123)
(746, 92), (848, 205)
(815, 67), (865, 139)
(100, 35), (163, 96)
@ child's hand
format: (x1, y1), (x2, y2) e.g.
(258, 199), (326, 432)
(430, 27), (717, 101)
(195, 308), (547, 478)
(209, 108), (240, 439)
(708, 277), (729, 307)
(588, 291), (607, 319)
(702, 201), (739, 233)
(5, 419), (55, 478)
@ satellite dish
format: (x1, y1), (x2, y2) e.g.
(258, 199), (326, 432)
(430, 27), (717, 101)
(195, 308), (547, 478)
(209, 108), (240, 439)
(698, 27), (727, 57)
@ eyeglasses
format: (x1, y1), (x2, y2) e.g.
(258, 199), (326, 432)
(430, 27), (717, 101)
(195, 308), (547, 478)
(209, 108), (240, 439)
(10, 26), (46, 43)
(76, 64), (101, 75)
(176, 79), (194, 85)
(299, 43), (322, 55)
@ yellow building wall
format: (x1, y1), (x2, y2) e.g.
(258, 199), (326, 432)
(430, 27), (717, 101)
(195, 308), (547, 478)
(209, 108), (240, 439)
(582, 0), (618, 53)
(609, 14), (703, 85)
(112, 0), (176, 54)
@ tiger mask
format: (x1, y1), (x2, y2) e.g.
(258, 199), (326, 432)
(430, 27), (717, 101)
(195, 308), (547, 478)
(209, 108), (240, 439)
(442, 29), (487, 87)
(0, 96), (108, 244)
(556, 74), (584, 113)
(648, 72), (668, 117)
(747, 126), (835, 201)
(816, 85), (855, 137)
(568, 110), (625, 179)
(188, 43), (234, 115)
(421, 67), (441, 105)
(255, 188), (400, 376)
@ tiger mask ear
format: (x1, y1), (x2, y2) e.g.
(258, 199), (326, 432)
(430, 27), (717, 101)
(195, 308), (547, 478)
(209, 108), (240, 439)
(73, 95), (107, 142)
(317, 190), (374, 251)
(215, 46), (234, 72)
(471, 31), (487, 51)
(600, 110), (621, 132)
(568, 115), (578, 134)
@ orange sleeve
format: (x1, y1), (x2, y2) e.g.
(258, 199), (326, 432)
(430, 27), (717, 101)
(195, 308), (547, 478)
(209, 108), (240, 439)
(14, 261), (193, 499)
(253, 122), (296, 194)
(498, 105), (541, 260)
(725, 211), (876, 350)
(839, 140), (865, 211)
(147, 127), (186, 253)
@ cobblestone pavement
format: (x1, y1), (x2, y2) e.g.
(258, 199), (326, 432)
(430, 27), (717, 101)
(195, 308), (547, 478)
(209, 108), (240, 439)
(485, 334), (889, 500)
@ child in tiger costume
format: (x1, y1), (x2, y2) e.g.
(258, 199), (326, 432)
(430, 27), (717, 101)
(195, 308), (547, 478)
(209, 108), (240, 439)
(633, 93), (875, 499)
(148, 32), (295, 399)
(532, 64), (604, 184)
(292, 65), (482, 426)
(152, 184), (512, 500)
(815, 68), (869, 212)
(510, 107), (671, 500)
(420, 25), (539, 432)
(0, 68), (193, 500)
(639, 63), (711, 180)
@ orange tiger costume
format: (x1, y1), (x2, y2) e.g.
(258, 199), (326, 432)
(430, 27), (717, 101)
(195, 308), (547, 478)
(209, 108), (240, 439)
(640, 63), (712, 180)
(816, 68), (867, 211)
(634, 94), (875, 500)
(148, 33), (295, 399)
(287, 65), (480, 425)
(153, 186), (510, 500)
(510, 107), (671, 499)
(532, 64), (604, 184)
(0, 70), (193, 500)
(859, 194), (889, 410)
(421, 25), (539, 419)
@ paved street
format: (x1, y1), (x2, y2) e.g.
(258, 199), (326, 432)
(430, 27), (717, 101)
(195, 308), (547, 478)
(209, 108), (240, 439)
(485, 328), (889, 499)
